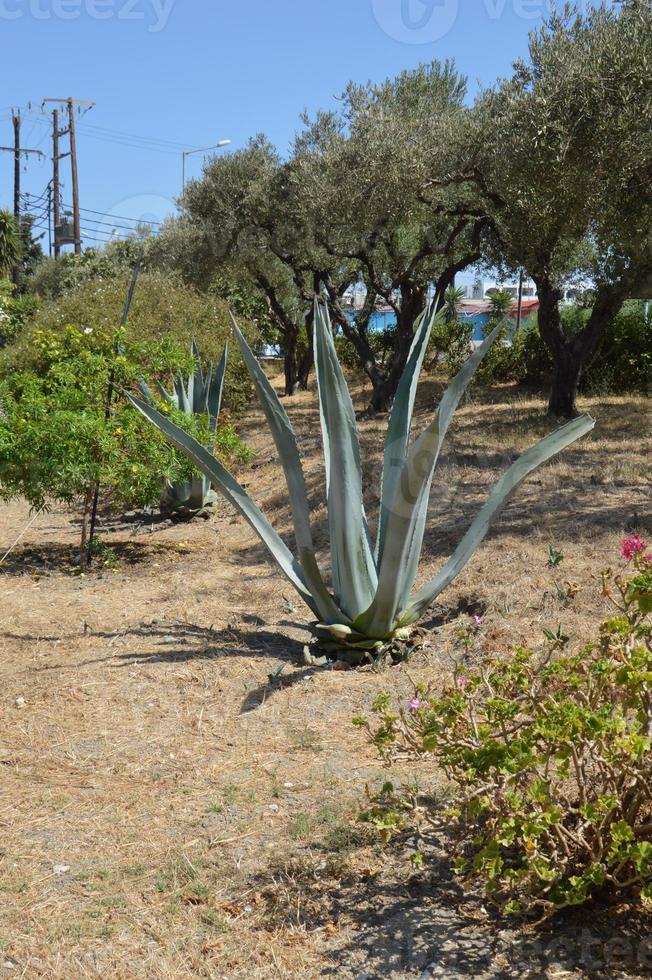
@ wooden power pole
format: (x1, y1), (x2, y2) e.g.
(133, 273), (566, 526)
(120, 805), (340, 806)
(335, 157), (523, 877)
(0, 110), (44, 289)
(42, 97), (95, 255)
(52, 109), (60, 257)
(12, 113), (20, 287)
(67, 100), (81, 255)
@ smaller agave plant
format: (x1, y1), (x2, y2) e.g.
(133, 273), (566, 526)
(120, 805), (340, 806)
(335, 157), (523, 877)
(140, 340), (227, 519)
(129, 303), (594, 664)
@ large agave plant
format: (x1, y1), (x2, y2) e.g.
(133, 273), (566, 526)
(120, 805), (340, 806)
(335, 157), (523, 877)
(140, 340), (227, 518)
(129, 303), (594, 662)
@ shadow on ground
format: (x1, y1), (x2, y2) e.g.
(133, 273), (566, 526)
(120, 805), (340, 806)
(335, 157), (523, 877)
(0, 539), (171, 575)
(5, 618), (334, 713)
(253, 830), (652, 978)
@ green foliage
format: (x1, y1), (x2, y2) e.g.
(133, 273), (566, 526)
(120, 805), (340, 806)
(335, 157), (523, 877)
(2, 272), (253, 413)
(427, 313), (473, 378)
(334, 327), (397, 373)
(130, 303), (592, 665)
(0, 279), (40, 346)
(0, 320), (249, 522)
(582, 301), (652, 396)
(0, 322), (196, 514)
(546, 543), (564, 568)
(27, 238), (147, 300)
(477, 303), (652, 394)
(359, 548), (652, 919)
(0, 210), (20, 278)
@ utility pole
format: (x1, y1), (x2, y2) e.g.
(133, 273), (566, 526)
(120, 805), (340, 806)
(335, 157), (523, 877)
(52, 109), (60, 257)
(42, 97), (95, 255)
(12, 113), (20, 287)
(47, 182), (52, 257)
(13, 113), (20, 221)
(67, 100), (81, 254)
(0, 110), (45, 289)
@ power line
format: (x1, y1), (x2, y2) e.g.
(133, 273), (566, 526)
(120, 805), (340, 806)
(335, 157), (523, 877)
(78, 121), (188, 150)
(74, 128), (179, 155)
(63, 211), (158, 234)
(67, 203), (161, 226)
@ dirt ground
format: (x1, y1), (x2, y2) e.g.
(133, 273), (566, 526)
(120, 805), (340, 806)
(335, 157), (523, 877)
(1, 377), (651, 978)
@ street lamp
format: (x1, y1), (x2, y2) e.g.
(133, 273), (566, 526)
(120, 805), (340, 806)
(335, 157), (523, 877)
(182, 139), (231, 192)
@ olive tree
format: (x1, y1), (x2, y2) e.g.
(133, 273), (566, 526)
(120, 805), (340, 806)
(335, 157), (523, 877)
(158, 138), (317, 396)
(292, 61), (490, 411)
(469, 0), (652, 416)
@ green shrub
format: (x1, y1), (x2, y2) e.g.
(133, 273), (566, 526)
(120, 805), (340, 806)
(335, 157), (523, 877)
(0, 319), (250, 558)
(475, 317), (520, 385)
(357, 543), (652, 919)
(0, 279), (40, 347)
(478, 303), (652, 394)
(427, 314), (474, 378)
(27, 239), (145, 300)
(584, 301), (652, 395)
(1, 272), (253, 414)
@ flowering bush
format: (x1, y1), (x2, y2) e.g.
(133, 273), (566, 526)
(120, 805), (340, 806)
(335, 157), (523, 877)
(355, 546), (652, 919)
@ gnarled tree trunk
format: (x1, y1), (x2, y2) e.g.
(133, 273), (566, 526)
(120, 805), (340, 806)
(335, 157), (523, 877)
(535, 271), (635, 417)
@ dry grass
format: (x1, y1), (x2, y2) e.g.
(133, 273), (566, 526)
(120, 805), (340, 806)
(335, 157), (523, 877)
(0, 378), (650, 978)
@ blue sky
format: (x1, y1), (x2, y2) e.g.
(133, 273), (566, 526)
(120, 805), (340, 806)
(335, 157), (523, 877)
(0, 0), (599, 249)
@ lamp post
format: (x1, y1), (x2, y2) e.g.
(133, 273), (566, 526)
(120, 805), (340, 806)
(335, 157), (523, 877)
(181, 139), (231, 193)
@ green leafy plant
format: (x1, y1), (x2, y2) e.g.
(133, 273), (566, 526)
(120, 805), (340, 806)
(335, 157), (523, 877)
(0, 321), (246, 561)
(357, 544), (652, 919)
(3, 272), (253, 414)
(129, 301), (594, 663)
(547, 543), (564, 567)
(140, 340), (229, 518)
(0, 279), (40, 346)
(426, 305), (474, 378)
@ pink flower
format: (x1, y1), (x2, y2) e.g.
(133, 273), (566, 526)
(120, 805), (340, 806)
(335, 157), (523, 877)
(407, 698), (421, 712)
(622, 535), (647, 561)
(473, 615), (484, 626)
(456, 676), (469, 689)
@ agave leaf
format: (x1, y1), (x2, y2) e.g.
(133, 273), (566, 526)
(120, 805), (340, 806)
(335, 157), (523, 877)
(356, 317), (509, 637)
(207, 345), (227, 438)
(162, 474), (216, 513)
(174, 372), (191, 415)
(230, 315), (345, 625)
(375, 300), (439, 564)
(314, 302), (377, 620)
(155, 380), (174, 405)
(190, 337), (204, 413)
(137, 378), (155, 401)
(400, 414), (595, 627)
(126, 392), (319, 615)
